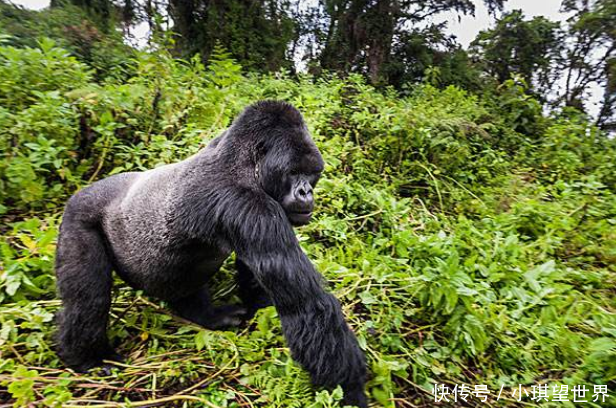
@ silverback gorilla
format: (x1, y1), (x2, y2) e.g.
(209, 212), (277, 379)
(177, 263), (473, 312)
(55, 101), (368, 407)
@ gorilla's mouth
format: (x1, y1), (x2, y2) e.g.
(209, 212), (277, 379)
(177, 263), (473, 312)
(288, 211), (313, 225)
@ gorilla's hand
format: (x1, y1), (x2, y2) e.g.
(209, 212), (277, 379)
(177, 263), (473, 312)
(342, 384), (369, 408)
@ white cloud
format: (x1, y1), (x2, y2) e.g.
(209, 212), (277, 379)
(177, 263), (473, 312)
(10, 0), (49, 11)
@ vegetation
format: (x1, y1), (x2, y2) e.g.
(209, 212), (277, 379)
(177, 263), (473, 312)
(0, 0), (615, 407)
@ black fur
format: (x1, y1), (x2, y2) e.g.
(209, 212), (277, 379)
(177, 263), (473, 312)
(55, 101), (368, 407)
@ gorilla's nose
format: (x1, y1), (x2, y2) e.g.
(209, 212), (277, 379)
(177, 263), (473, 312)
(294, 181), (313, 206)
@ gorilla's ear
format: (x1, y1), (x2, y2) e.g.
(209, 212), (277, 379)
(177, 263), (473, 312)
(251, 139), (267, 173)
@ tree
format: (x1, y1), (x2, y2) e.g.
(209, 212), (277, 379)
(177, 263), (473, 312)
(309, 0), (506, 85)
(472, 1), (615, 130)
(560, 0), (615, 130)
(168, 0), (296, 72)
(50, 0), (114, 32)
(387, 23), (485, 90)
(470, 10), (562, 99)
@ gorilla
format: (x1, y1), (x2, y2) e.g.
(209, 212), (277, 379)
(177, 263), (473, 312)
(55, 101), (367, 407)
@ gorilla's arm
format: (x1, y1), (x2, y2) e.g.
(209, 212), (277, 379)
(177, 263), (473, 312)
(225, 194), (368, 407)
(248, 251), (367, 407)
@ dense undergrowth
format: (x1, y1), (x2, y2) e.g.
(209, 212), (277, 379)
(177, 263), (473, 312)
(1, 39), (615, 407)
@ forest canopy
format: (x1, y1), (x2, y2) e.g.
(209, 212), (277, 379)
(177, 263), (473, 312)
(0, 0), (615, 407)
(3, 0), (612, 130)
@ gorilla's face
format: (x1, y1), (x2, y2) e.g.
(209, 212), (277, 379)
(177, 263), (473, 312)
(280, 171), (321, 226)
(260, 132), (324, 226)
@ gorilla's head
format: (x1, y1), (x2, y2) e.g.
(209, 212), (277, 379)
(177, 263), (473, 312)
(231, 101), (324, 226)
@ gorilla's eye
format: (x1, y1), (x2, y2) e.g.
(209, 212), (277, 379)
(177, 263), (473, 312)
(309, 172), (321, 184)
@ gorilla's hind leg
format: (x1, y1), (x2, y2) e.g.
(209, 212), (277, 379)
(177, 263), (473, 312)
(55, 217), (115, 372)
(168, 286), (246, 329)
(237, 259), (272, 319)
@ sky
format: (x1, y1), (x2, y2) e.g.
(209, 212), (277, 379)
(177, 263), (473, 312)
(11, 0), (46, 9)
(8, 0), (602, 116)
(433, 0), (571, 48)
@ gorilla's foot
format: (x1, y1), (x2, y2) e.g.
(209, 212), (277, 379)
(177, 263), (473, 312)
(202, 305), (248, 329)
(62, 349), (123, 374)
(90, 361), (121, 377)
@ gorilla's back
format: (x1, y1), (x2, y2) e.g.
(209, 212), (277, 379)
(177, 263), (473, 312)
(99, 156), (227, 299)
(101, 162), (184, 289)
